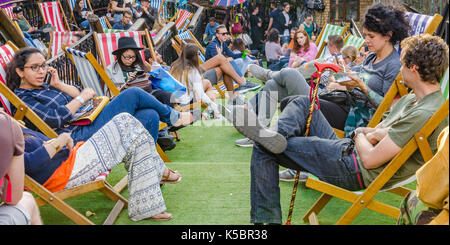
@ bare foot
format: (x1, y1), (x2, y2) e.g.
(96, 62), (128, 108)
(149, 212), (172, 220)
(173, 112), (193, 127)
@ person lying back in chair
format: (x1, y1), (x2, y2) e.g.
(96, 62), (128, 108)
(224, 34), (449, 224)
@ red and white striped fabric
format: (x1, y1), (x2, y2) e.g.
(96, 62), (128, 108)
(175, 10), (192, 30)
(0, 44), (15, 115)
(39, 1), (66, 32)
(50, 31), (80, 57)
(96, 32), (146, 68)
(1, 6), (14, 20)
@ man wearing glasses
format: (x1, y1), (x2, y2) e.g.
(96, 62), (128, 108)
(204, 25), (261, 96)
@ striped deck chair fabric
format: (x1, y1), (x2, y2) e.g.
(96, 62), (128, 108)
(316, 24), (347, 59)
(50, 31), (80, 57)
(441, 68), (449, 100)
(39, 1), (67, 32)
(96, 31), (146, 69)
(405, 12), (435, 36)
(176, 30), (205, 62)
(1, 5), (14, 20)
(64, 47), (104, 96)
(103, 28), (127, 33)
(344, 34), (365, 50)
(174, 9), (193, 30)
(0, 43), (15, 115)
(150, 0), (165, 15)
(99, 17), (111, 29)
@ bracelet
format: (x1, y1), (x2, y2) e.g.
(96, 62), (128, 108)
(75, 96), (85, 105)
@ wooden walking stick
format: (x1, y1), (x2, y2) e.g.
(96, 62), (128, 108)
(285, 62), (340, 225)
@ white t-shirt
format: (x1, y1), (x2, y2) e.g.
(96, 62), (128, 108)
(177, 69), (219, 113)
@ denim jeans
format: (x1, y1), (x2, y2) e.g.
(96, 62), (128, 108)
(250, 96), (365, 224)
(268, 57), (289, 71)
(71, 87), (179, 143)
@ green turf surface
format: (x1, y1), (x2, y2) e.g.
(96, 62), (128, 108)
(39, 122), (414, 225)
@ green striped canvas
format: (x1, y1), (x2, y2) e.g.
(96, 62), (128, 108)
(103, 28), (126, 33)
(344, 35), (365, 50)
(441, 68), (449, 100)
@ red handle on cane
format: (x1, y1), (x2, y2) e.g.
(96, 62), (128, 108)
(314, 62), (340, 73)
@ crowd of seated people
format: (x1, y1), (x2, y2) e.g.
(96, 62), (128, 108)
(1, 0), (448, 227)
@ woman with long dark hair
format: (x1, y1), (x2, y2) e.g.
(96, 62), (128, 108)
(73, 0), (92, 30)
(7, 47), (193, 146)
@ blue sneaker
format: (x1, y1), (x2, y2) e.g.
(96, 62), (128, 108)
(235, 80), (262, 93)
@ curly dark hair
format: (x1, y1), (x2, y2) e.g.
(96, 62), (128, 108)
(363, 3), (411, 45)
(6, 47), (44, 91)
(401, 34), (449, 83)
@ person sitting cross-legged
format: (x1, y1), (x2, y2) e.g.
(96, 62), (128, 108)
(224, 34), (449, 224)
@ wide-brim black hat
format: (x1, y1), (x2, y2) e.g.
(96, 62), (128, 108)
(112, 36), (143, 55)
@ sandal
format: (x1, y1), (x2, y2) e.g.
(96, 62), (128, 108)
(160, 167), (182, 184)
(149, 212), (172, 221)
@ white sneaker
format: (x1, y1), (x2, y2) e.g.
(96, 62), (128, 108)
(235, 138), (254, 147)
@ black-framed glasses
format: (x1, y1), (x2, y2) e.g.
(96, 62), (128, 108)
(122, 55), (136, 60)
(23, 64), (48, 72)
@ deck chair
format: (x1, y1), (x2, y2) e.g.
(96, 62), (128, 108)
(38, 1), (71, 32)
(150, 0), (165, 16)
(315, 24), (348, 59)
(332, 12), (444, 138)
(343, 34), (365, 50)
(99, 16), (112, 29)
(66, 0), (93, 30)
(0, 42), (128, 225)
(302, 97), (449, 225)
(62, 45), (170, 163)
(0, 5), (14, 19)
(170, 9), (193, 33)
(48, 31), (83, 58)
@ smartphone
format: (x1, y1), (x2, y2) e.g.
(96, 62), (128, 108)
(364, 45), (369, 52)
(43, 72), (52, 85)
(334, 72), (358, 83)
(135, 70), (145, 76)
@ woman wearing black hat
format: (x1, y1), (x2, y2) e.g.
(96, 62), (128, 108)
(106, 36), (178, 151)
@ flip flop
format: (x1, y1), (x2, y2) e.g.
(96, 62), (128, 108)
(160, 167), (182, 184)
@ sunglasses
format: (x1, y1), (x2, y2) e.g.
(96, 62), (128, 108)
(218, 32), (229, 36)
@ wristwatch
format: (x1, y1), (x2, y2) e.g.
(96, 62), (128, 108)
(45, 139), (61, 152)
(75, 96), (85, 105)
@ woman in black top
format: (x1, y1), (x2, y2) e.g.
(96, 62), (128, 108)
(73, 0), (92, 30)
(249, 6), (264, 55)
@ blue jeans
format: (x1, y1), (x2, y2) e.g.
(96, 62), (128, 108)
(250, 96), (365, 224)
(79, 19), (90, 29)
(268, 57), (289, 71)
(71, 87), (180, 143)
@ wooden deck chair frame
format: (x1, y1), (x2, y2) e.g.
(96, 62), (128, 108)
(38, 1), (71, 32)
(303, 99), (449, 225)
(169, 9), (193, 32)
(332, 12), (443, 138)
(66, 0), (94, 31)
(315, 24), (348, 59)
(0, 42), (128, 225)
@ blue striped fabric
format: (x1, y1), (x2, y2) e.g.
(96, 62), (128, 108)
(150, 0), (163, 11)
(65, 47), (104, 96)
(99, 17), (109, 29)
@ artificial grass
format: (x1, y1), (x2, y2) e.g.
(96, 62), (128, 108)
(39, 123), (414, 225)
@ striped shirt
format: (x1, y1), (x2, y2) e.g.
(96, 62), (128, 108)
(14, 84), (80, 134)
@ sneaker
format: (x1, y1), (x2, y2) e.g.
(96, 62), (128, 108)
(235, 80), (262, 94)
(235, 137), (254, 147)
(279, 169), (310, 182)
(227, 105), (287, 154)
(248, 64), (271, 82)
(42, 25), (56, 33)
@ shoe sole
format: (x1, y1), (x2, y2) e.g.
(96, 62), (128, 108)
(235, 143), (254, 147)
(279, 178), (296, 182)
(223, 105), (287, 154)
